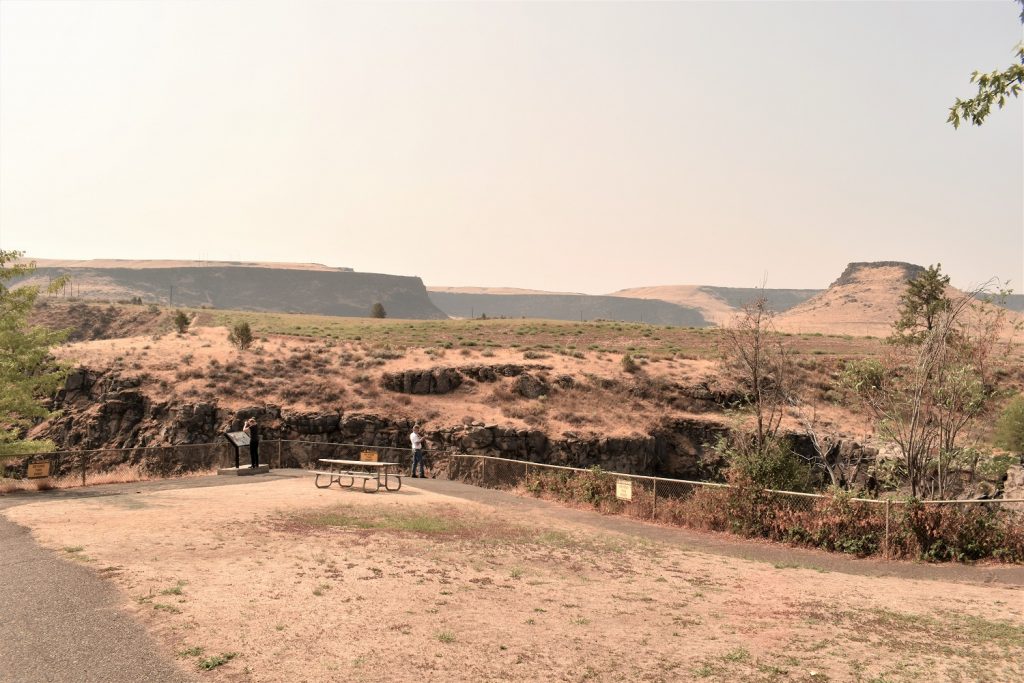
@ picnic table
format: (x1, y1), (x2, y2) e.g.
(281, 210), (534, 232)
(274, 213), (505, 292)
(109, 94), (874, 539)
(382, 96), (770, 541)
(312, 458), (402, 493)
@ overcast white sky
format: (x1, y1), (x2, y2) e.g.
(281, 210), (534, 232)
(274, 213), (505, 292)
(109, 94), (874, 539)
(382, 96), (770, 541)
(1, 0), (1021, 292)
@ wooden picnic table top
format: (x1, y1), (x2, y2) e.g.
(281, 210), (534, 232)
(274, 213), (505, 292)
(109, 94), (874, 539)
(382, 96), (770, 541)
(317, 458), (400, 468)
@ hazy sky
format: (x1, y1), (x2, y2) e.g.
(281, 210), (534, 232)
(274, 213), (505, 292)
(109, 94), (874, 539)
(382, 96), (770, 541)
(1, 1), (1021, 293)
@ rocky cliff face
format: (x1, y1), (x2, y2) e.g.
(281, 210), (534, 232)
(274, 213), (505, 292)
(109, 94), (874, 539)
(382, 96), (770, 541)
(39, 364), (881, 484)
(17, 265), (448, 319)
(41, 367), (738, 479)
(428, 291), (711, 327)
(829, 262), (925, 288)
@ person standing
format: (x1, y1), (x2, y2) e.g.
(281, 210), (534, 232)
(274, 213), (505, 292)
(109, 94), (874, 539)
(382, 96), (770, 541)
(409, 424), (425, 478)
(244, 417), (261, 469)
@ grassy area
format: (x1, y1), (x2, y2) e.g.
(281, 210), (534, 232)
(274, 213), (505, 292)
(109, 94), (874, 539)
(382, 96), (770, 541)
(207, 309), (886, 359)
(286, 503), (653, 556)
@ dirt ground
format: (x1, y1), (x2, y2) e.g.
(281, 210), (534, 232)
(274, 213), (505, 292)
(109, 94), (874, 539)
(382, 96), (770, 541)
(6, 477), (1023, 683)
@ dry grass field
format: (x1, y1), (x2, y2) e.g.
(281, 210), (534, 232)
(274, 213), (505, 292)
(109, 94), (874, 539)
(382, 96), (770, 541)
(6, 476), (1024, 683)
(45, 314), (896, 440)
(31, 299), (1023, 450)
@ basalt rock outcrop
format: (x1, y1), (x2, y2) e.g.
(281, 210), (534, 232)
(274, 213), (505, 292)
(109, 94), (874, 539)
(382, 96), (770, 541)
(35, 366), (882, 486)
(38, 367), (740, 479)
(380, 368), (464, 394)
(513, 374), (549, 399)
(381, 363), (554, 393)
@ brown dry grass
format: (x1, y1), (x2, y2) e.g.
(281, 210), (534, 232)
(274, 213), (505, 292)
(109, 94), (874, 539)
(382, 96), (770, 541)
(0, 464), (216, 495)
(6, 477), (1024, 682)
(50, 323), (880, 439)
(35, 300), (1024, 447)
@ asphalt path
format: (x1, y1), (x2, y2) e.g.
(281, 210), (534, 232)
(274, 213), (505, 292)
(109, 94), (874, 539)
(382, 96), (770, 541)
(0, 514), (194, 683)
(0, 471), (304, 683)
(1, 469), (1021, 683)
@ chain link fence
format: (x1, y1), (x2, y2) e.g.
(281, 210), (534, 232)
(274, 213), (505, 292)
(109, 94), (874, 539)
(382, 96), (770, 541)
(436, 453), (1024, 562)
(3, 440), (1022, 561)
(0, 441), (240, 490)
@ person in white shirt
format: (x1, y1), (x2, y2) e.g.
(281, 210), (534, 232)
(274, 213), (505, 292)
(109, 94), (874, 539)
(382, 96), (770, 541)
(410, 425), (426, 478)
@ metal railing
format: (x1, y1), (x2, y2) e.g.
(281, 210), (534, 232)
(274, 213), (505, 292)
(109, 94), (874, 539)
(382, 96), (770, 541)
(434, 452), (1024, 561)
(3, 439), (1021, 561)
(0, 441), (238, 487)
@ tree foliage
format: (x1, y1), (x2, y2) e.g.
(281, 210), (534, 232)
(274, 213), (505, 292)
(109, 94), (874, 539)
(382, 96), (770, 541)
(719, 294), (830, 492)
(173, 310), (190, 334)
(0, 251), (68, 454)
(228, 321), (254, 350)
(948, 2), (1024, 128)
(370, 302), (387, 319)
(892, 264), (950, 342)
(843, 284), (1009, 498)
(721, 295), (792, 458)
(995, 394), (1024, 454)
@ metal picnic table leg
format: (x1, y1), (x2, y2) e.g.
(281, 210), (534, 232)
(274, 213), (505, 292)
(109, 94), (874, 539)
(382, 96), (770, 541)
(362, 473), (380, 493)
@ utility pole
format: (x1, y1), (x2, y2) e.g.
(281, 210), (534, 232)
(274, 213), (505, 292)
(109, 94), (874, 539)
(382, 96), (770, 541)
(169, 285), (173, 307)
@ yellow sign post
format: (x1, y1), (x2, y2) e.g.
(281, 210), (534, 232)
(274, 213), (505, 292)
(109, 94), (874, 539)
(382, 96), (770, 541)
(26, 462), (51, 479)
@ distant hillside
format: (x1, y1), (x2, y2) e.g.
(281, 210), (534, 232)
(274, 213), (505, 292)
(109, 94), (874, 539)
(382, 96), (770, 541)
(16, 260), (446, 319)
(775, 261), (1024, 339)
(1003, 294), (1024, 312)
(427, 291), (710, 327)
(429, 286), (583, 296)
(26, 258), (352, 272)
(609, 285), (820, 324)
(702, 286), (822, 311)
(774, 262), (932, 336)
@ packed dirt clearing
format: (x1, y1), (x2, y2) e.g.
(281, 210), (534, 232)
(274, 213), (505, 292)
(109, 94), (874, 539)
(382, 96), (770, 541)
(6, 478), (1024, 682)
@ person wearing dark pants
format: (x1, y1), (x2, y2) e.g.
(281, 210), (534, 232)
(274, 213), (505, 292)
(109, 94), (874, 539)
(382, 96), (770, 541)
(245, 417), (260, 469)
(410, 424), (425, 478)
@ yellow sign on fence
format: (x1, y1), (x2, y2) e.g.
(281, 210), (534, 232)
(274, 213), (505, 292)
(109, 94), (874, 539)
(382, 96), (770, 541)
(615, 479), (633, 501)
(359, 450), (379, 462)
(26, 462), (51, 479)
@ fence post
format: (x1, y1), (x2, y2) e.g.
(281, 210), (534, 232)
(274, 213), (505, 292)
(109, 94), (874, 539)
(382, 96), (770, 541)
(884, 499), (891, 559)
(652, 479), (657, 519)
(277, 440), (282, 469)
(80, 454), (86, 487)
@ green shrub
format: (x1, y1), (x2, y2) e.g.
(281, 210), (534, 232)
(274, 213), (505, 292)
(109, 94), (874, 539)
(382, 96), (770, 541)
(995, 394), (1024, 454)
(173, 310), (190, 334)
(228, 321), (254, 350)
(718, 436), (816, 493)
(621, 354), (639, 374)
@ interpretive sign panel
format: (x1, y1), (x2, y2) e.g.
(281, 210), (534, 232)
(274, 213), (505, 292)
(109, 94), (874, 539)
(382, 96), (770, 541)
(26, 462), (51, 479)
(225, 431), (251, 447)
(360, 450), (379, 462)
(615, 479), (633, 501)
(224, 431), (251, 469)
